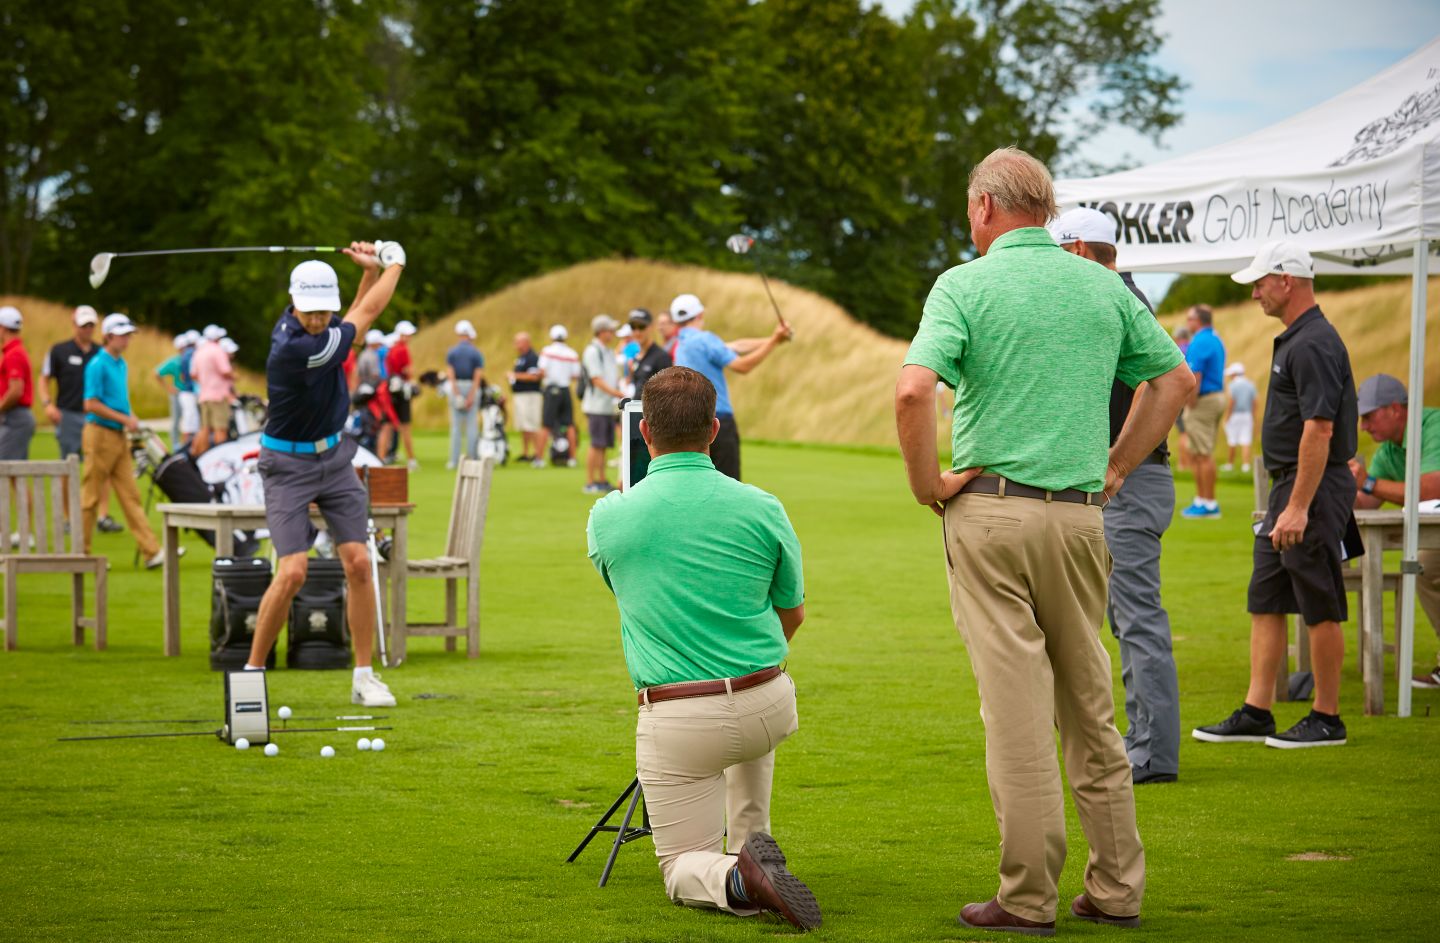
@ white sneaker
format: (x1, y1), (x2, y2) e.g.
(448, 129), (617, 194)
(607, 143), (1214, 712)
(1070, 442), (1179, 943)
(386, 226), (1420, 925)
(408, 459), (420, 472)
(1241, 463), (1251, 473)
(352, 672), (397, 707)
(1220, 463), (1234, 472)
(145, 546), (185, 570)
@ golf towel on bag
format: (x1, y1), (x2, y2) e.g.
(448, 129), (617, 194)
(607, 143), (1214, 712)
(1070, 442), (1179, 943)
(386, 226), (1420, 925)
(211, 557), (273, 671)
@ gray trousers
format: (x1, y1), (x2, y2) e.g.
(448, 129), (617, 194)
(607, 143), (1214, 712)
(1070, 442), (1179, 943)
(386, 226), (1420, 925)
(1103, 460), (1180, 775)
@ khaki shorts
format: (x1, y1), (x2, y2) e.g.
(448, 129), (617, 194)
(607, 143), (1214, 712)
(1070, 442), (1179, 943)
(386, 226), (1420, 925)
(1182, 392), (1226, 456)
(200, 399), (233, 432)
(512, 391), (543, 432)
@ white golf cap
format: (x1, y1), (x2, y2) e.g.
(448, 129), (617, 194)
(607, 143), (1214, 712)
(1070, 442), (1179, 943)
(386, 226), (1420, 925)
(1231, 240), (1314, 284)
(184, 329), (202, 346)
(591, 314), (620, 334)
(549, 324), (568, 341)
(0, 306), (21, 330)
(289, 259), (342, 312)
(455, 319), (477, 338)
(202, 323), (227, 341)
(219, 337), (239, 354)
(670, 293), (704, 323)
(1049, 207), (1117, 246)
(365, 328), (385, 345)
(74, 305), (99, 326)
(616, 324), (632, 338)
(1225, 363), (1246, 377)
(102, 313), (137, 336)
(172, 334), (188, 350)
(384, 333), (399, 346)
(395, 319), (417, 336)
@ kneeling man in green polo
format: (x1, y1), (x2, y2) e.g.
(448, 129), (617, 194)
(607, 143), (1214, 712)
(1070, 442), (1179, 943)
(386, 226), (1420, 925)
(587, 366), (820, 931)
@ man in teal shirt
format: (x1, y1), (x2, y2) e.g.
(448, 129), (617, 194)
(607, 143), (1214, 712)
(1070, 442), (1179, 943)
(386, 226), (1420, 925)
(1350, 373), (1440, 687)
(896, 147), (1192, 934)
(587, 366), (820, 931)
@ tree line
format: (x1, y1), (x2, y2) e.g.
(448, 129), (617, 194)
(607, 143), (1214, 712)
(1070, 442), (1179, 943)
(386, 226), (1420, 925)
(3, 0), (1180, 361)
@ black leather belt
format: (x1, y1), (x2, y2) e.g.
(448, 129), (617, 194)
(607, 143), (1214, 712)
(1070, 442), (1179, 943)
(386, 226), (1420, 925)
(1141, 451), (1168, 467)
(959, 475), (1108, 508)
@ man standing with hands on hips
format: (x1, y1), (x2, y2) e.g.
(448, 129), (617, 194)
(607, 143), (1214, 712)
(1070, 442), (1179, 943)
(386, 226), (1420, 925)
(897, 147), (1192, 934)
(243, 240), (406, 707)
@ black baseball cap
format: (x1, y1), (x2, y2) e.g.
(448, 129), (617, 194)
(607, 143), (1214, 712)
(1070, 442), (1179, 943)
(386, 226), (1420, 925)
(628, 308), (653, 327)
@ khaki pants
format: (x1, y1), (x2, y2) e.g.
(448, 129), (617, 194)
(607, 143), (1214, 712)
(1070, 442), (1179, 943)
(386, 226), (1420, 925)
(942, 493), (1144, 923)
(81, 424), (159, 558)
(635, 672), (798, 913)
(1420, 549), (1440, 657)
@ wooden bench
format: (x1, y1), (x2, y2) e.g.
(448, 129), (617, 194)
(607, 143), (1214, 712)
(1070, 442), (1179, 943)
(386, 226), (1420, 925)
(1, 457), (108, 650)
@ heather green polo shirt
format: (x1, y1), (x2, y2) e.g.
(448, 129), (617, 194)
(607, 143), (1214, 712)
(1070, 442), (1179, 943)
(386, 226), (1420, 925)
(1370, 407), (1440, 484)
(904, 227), (1183, 492)
(587, 451), (804, 689)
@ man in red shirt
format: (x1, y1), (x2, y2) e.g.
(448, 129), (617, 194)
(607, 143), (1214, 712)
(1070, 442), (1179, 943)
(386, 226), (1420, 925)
(385, 321), (419, 470)
(0, 306), (36, 461)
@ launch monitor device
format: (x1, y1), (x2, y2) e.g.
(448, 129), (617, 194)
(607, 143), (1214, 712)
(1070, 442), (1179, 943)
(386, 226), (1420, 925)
(222, 671), (271, 745)
(620, 400), (650, 490)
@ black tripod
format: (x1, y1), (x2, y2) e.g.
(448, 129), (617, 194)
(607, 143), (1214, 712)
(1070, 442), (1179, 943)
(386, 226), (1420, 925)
(567, 776), (652, 887)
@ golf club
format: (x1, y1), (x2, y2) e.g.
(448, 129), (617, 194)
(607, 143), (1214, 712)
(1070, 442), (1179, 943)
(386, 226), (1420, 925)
(367, 518), (399, 669)
(88, 245), (345, 289)
(725, 234), (789, 330)
(58, 725), (393, 743)
(69, 715), (386, 726)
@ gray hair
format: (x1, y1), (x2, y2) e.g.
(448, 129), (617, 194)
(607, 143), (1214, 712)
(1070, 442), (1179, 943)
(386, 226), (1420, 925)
(967, 147), (1059, 223)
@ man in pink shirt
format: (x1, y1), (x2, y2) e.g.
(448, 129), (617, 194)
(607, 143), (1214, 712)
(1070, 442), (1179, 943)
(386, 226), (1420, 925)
(190, 324), (234, 456)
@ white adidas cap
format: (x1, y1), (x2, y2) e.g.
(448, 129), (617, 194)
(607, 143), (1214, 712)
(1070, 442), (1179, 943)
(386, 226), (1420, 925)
(289, 259), (343, 312)
(1231, 241), (1314, 284)
(1049, 207), (1118, 246)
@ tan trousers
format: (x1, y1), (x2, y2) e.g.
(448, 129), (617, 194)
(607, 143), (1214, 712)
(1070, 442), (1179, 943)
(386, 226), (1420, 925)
(1420, 549), (1440, 658)
(81, 424), (159, 558)
(635, 672), (798, 913)
(943, 493), (1144, 923)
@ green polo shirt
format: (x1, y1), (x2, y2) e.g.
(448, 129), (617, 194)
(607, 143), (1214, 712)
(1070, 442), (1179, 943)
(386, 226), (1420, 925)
(587, 451), (804, 689)
(1370, 407), (1440, 483)
(904, 227), (1184, 492)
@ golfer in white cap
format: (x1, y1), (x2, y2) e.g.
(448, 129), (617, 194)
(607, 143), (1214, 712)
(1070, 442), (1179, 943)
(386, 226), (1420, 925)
(445, 319), (486, 468)
(357, 328), (399, 460)
(244, 240), (406, 707)
(671, 293), (791, 480)
(387, 319), (420, 470)
(0, 306), (36, 462)
(536, 323), (582, 467)
(189, 322), (235, 457)
(1221, 363), (1257, 473)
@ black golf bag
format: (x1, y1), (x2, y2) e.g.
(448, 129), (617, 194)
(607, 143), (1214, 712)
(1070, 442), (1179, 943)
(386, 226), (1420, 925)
(287, 558), (351, 669)
(210, 556), (274, 671)
(154, 451), (258, 556)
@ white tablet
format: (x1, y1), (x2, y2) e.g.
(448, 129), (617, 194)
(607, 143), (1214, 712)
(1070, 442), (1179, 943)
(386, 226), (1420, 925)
(620, 400), (650, 490)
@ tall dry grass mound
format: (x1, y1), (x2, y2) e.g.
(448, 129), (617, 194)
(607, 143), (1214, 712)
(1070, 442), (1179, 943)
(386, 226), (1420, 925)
(0, 296), (263, 423)
(406, 259), (920, 445)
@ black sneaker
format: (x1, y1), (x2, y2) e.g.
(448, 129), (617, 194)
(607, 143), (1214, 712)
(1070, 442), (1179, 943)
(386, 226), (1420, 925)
(1265, 713), (1346, 749)
(1412, 667), (1440, 690)
(97, 515), (124, 534)
(1192, 708), (1275, 743)
(1132, 763), (1178, 785)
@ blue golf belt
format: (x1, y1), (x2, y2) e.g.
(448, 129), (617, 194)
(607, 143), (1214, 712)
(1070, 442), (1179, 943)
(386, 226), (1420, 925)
(260, 431), (343, 454)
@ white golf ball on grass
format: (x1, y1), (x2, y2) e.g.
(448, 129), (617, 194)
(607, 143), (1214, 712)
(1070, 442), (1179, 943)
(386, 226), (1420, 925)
(277, 706), (292, 720)
(264, 743), (279, 757)
(234, 738), (250, 751)
(320, 746), (335, 758)
(357, 738), (372, 751)
(370, 738), (386, 752)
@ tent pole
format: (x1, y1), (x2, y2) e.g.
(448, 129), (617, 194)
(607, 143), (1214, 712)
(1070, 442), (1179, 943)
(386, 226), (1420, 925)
(1398, 239), (1429, 718)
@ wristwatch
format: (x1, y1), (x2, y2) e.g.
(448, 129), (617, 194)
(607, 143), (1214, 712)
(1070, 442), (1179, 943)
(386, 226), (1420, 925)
(1362, 475), (1377, 495)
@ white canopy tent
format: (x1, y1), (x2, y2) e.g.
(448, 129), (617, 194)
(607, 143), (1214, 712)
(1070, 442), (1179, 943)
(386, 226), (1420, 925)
(1056, 37), (1440, 716)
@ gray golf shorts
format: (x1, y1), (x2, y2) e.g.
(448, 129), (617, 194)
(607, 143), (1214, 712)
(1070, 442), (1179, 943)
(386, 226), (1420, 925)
(56, 409), (85, 458)
(257, 434), (368, 557)
(0, 407), (36, 460)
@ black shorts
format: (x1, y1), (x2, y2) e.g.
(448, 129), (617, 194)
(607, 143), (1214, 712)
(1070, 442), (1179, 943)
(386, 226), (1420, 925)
(712, 414), (741, 481)
(586, 413), (616, 449)
(542, 386), (573, 431)
(1248, 464), (1355, 625)
(392, 392), (411, 424)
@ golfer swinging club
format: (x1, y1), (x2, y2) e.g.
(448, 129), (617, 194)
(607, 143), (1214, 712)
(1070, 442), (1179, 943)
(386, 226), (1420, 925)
(243, 240), (405, 707)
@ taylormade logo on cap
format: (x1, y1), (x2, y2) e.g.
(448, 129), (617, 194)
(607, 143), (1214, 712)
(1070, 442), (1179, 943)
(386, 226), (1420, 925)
(289, 260), (342, 313)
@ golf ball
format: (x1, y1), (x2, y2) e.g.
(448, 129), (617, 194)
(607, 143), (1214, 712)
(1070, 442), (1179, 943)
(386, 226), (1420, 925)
(264, 743), (279, 757)
(277, 706), (292, 720)
(370, 738), (386, 752)
(234, 738), (250, 751)
(320, 746), (335, 758)
(357, 738), (372, 751)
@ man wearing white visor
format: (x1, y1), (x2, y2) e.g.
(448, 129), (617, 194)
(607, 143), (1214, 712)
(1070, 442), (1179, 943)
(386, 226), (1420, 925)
(244, 241), (406, 707)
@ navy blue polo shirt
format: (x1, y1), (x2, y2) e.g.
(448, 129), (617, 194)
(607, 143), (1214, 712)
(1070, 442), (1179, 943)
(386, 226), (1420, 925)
(264, 306), (357, 443)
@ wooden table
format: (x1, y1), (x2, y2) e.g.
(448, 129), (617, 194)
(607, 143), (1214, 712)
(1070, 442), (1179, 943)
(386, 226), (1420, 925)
(157, 503), (412, 658)
(1355, 509), (1440, 715)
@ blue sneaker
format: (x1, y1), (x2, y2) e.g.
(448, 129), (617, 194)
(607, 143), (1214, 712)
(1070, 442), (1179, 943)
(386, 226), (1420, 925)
(1181, 502), (1221, 520)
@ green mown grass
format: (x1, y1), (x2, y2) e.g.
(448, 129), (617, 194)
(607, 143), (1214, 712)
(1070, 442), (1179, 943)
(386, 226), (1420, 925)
(2, 431), (1437, 942)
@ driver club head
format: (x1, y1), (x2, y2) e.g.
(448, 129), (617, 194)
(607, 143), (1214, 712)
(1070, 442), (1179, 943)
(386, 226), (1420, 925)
(89, 253), (115, 289)
(725, 234), (754, 255)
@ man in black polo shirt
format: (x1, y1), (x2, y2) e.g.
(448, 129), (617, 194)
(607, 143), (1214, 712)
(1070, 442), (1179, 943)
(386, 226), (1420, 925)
(244, 241), (406, 707)
(1194, 241), (1357, 749)
(40, 305), (120, 530)
(1051, 207), (1187, 783)
(626, 308), (672, 399)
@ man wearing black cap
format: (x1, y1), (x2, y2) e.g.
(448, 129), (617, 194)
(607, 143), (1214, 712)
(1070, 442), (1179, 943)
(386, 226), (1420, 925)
(1193, 240), (1357, 749)
(1349, 373), (1440, 688)
(626, 308), (671, 399)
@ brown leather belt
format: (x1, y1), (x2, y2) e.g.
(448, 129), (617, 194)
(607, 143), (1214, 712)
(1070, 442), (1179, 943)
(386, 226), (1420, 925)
(638, 666), (783, 706)
(959, 475), (1108, 508)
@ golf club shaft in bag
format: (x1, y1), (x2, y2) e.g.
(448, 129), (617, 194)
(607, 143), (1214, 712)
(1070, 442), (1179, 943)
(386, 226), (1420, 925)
(367, 519), (395, 668)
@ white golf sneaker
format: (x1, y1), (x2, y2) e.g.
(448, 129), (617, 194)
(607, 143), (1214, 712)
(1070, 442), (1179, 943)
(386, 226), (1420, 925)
(145, 546), (185, 570)
(353, 673), (397, 708)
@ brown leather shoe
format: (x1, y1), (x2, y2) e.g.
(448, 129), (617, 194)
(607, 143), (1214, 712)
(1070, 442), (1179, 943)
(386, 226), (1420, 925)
(735, 832), (822, 930)
(1071, 893), (1141, 928)
(956, 898), (1056, 936)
